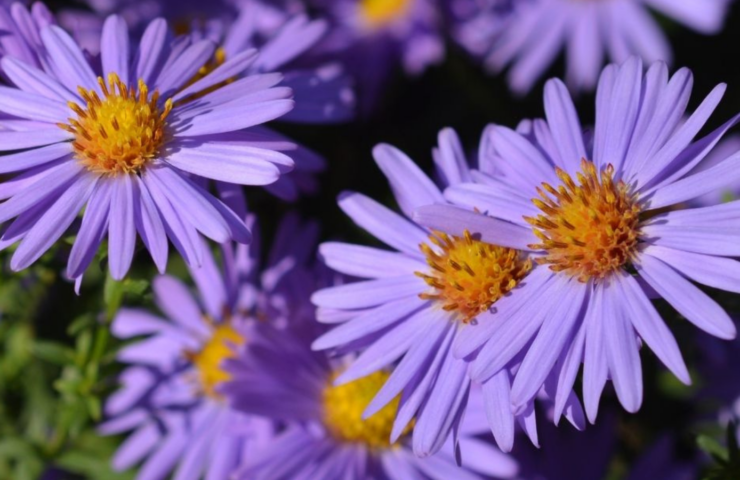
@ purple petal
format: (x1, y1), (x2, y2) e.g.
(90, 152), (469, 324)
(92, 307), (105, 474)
(108, 174), (136, 280)
(152, 275), (210, 338)
(636, 253), (736, 339)
(100, 15), (129, 82)
(319, 242), (427, 279)
(311, 275), (424, 310)
(67, 179), (112, 279)
(413, 204), (535, 251)
(373, 143), (443, 218)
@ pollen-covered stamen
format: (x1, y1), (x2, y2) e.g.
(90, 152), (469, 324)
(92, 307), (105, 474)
(322, 371), (411, 449)
(360, 0), (412, 28)
(59, 73), (172, 175)
(185, 320), (245, 399)
(416, 230), (531, 323)
(525, 159), (642, 282)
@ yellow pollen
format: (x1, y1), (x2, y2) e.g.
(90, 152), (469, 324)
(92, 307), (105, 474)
(178, 47), (233, 104)
(322, 371), (410, 449)
(360, 0), (412, 28)
(416, 230), (531, 323)
(186, 323), (245, 398)
(59, 73), (172, 175)
(525, 159), (642, 282)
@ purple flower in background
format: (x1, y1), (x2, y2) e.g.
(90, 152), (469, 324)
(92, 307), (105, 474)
(221, 318), (519, 479)
(99, 215), (319, 479)
(0, 15), (299, 281)
(0, 2), (55, 72)
(416, 58), (740, 423)
(312, 0), (444, 113)
(452, 0), (731, 94)
(312, 129), (585, 456)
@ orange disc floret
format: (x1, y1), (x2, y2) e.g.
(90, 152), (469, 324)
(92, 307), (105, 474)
(526, 159), (642, 282)
(59, 73), (172, 175)
(416, 230), (531, 323)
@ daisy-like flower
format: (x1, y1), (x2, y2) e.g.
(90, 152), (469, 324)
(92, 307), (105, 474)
(63, 1), (353, 201)
(452, 0), (731, 94)
(221, 319), (519, 479)
(99, 214), (319, 480)
(312, 130), (585, 456)
(416, 57), (740, 423)
(0, 16), (296, 281)
(312, 0), (444, 112)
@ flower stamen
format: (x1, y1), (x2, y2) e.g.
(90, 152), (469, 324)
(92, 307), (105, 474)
(416, 230), (531, 323)
(526, 159), (642, 282)
(59, 73), (171, 175)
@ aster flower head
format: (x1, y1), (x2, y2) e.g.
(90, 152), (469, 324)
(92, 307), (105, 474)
(99, 214), (319, 479)
(221, 318), (519, 479)
(416, 57), (740, 423)
(0, 15), (297, 282)
(453, 0), (732, 94)
(311, 130), (586, 456)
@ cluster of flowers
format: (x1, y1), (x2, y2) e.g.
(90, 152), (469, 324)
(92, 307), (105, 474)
(0, 0), (738, 478)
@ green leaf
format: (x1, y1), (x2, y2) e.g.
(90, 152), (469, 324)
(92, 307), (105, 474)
(31, 341), (74, 366)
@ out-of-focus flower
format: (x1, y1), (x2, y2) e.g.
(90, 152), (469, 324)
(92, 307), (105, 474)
(221, 316), (519, 479)
(452, 0), (732, 94)
(416, 58), (740, 423)
(0, 15), (299, 281)
(0, 2), (55, 72)
(312, 128), (585, 456)
(99, 214), (319, 479)
(311, 0), (444, 113)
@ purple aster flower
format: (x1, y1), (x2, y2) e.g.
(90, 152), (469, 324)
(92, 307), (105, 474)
(62, 1), (354, 201)
(99, 214), (319, 479)
(311, 129), (585, 456)
(415, 57), (740, 423)
(0, 15), (297, 282)
(221, 318), (519, 479)
(452, 0), (732, 94)
(311, 0), (444, 113)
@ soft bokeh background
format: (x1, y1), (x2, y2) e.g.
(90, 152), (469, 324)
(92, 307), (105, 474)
(2, 1), (740, 479)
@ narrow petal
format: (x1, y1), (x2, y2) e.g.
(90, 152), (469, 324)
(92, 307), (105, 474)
(482, 371), (516, 452)
(311, 276), (424, 310)
(615, 270), (691, 384)
(11, 173), (97, 271)
(319, 242), (427, 279)
(108, 174), (136, 280)
(636, 253), (736, 339)
(373, 143), (443, 218)
(413, 204), (536, 251)
(101, 15), (129, 82)
(67, 179), (112, 279)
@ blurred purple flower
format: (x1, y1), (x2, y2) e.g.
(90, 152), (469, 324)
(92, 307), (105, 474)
(0, 15), (300, 281)
(311, 0), (444, 113)
(99, 214), (320, 479)
(416, 57), (740, 423)
(312, 128), (585, 456)
(452, 0), (731, 94)
(0, 2), (55, 72)
(221, 316), (519, 479)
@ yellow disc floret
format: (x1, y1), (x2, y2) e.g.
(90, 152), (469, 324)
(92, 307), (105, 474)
(416, 230), (531, 323)
(59, 73), (172, 175)
(360, 0), (412, 28)
(526, 159), (642, 282)
(186, 323), (245, 398)
(322, 371), (409, 449)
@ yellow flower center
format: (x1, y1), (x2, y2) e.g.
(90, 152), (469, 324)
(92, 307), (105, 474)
(60, 73), (172, 175)
(322, 371), (410, 449)
(416, 230), (531, 323)
(186, 323), (245, 398)
(360, 0), (412, 28)
(526, 159), (642, 282)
